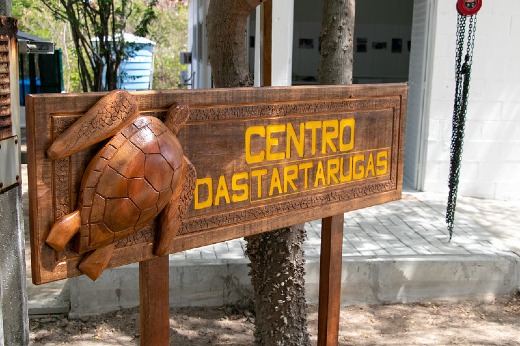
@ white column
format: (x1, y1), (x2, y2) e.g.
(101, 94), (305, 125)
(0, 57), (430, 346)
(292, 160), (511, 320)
(254, 5), (263, 87)
(271, 0), (294, 86)
(186, 0), (194, 89)
(202, 0), (212, 88)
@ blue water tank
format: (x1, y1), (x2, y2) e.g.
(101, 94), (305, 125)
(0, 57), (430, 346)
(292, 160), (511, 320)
(101, 33), (156, 90)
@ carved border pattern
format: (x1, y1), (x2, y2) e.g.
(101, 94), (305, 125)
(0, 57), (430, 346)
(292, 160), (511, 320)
(115, 226), (155, 249)
(187, 97), (399, 122)
(178, 180), (395, 235)
(51, 117), (75, 221)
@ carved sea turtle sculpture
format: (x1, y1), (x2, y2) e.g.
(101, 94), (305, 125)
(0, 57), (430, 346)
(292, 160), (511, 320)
(45, 90), (196, 280)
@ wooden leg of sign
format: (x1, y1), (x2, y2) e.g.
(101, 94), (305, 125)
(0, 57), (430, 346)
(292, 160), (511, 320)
(139, 255), (170, 346)
(317, 213), (344, 346)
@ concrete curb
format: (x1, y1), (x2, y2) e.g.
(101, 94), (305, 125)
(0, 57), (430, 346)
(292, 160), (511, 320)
(27, 279), (70, 316)
(67, 254), (520, 318)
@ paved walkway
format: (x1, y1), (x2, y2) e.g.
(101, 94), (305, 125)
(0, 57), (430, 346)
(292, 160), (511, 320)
(23, 156), (520, 313)
(171, 192), (520, 262)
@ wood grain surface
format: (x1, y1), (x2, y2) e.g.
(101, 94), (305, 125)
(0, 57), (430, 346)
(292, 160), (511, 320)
(139, 255), (170, 346)
(317, 214), (345, 346)
(27, 84), (407, 284)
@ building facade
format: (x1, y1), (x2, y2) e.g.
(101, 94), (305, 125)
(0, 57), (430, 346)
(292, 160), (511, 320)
(186, 0), (520, 201)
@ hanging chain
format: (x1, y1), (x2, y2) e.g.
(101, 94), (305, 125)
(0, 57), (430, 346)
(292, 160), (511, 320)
(446, 13), (477, 240)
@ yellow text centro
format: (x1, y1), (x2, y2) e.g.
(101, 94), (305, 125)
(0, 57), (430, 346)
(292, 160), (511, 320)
(245, 119), (355, 164)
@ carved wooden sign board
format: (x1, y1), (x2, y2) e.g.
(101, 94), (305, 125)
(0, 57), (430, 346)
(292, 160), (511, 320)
(27, 84), (407, 284)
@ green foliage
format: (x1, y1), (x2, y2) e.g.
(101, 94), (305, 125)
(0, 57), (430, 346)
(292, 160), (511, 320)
(148, 2), (188, 89)
(134, 0), (159, 37)
(14, 0), (83, 92)
(38, 0), (159, 91)
(14, 0), (188, 92)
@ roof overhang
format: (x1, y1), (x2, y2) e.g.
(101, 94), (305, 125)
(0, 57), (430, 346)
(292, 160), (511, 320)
(18, 30), (54, 54)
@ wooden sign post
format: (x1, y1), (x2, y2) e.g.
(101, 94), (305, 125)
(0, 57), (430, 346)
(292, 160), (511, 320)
(27, 84), (406, 345)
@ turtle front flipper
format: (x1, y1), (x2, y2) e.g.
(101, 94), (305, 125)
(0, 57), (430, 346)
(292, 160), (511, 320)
(78, 244), (115, 281)
(46, 210), (81, 252)
(47, 90), (140, 160)
(155, 157), (197, 256)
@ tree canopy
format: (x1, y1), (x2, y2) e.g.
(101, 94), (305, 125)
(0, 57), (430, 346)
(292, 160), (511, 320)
(39, 0), (158, 92)
(14, 0), (188, 92)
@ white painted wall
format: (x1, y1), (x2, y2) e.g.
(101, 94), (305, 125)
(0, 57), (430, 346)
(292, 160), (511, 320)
(405, 0), (438, 190)
(424, 0), (520, 200)
(271, 0), (294, 86)
(249, 0), (414, 85)
(189, 0), (211, 89)
(187, 0), (194, 89)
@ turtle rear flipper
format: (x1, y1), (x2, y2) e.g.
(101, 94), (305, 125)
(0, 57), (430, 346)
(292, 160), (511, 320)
(155, 157), (196, 256)
(78, 244), (115, 281)
(46, 211), (81, 252)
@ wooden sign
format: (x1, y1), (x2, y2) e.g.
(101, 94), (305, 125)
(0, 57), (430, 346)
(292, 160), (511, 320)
(27, 84), (407, 284)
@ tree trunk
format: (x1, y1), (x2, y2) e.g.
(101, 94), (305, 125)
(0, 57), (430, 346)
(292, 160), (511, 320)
(206, 0), (260, 88)
(206, 2), (310, 345)
(319, 0), (355, 85)
(317, 1), (356, 343)
(245, 225), (310, 346)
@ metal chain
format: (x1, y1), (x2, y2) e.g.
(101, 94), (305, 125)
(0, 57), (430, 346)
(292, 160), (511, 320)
(446, 12), (478, 240)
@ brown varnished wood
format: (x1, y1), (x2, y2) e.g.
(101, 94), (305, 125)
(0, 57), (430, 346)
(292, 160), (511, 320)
(47, 89), (140, 160)
(45, 210), (81, 252)
(139, 255), (170, 346)
(41, 92), (196, 281)
(77, 244), (115, 281)
(164, 103), (189, 135)
(27, 84), (407, 284)
(317, 214), (344, 346)
(156, 157), (196, 256)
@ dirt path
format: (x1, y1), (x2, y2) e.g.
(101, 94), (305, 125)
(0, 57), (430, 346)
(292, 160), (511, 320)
(30, 292), (520, 345)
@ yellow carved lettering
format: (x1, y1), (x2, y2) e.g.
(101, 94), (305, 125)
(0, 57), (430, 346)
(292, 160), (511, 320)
(269, 167), (283, 196)
(339, 119), (355, 152)
(286, 123), (305, 159)
(340, 156), (353, 182)
(353, 154), (365, 180)
(266, 124), (286, 161)
(232, 172), (249, 202)
(245, 126), (266, 164)
(299, 162), (313, 189)
(376, 151), (388, 175)
(251, 169), (268, 198)
(365, 153), (375, 178)
(315, 161), (326, 187)
(327, 158), (340, 184)
(283, 164), (298, 192)
(194, 178), (212, 210)
(214, 175), (230, 206)
(305, 121), (322, 155)
(322, 120), (338, 154)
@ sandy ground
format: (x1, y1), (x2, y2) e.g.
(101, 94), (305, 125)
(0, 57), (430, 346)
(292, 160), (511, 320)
(30, 292), (520, 345)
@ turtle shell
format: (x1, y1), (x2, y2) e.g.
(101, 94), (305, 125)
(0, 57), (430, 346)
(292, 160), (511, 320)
(74, 115), (184, 254)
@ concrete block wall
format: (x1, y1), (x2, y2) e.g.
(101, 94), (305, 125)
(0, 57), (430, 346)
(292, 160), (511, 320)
(424, 0), (520, 201)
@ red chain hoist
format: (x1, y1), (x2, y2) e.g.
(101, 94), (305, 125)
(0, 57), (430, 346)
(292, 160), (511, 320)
(446, 0), (482, 240)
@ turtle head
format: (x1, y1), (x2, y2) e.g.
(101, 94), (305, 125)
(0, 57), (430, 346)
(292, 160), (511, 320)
(164, 104), (189, 135)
